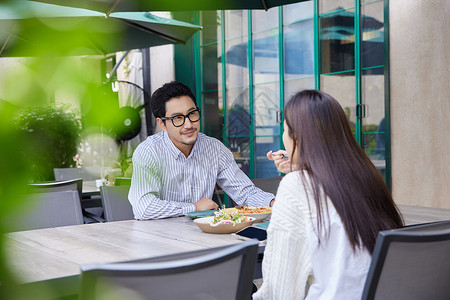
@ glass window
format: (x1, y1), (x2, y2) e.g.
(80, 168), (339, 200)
(227, 138), (250, 176)
(254, 82), (280, 136)
(284, 19), (314, 80)
(201, 44), (220, 91)
(320, 72), (356, 132)
(225, 37), (249, 88)
(252, 8), (278, 32)
(225, 10), (248, 39)
(362, 67), (385, 160)
(226, 87), (249, 137)
(361, 1), (384, 68)
(363, 132), (385, 179)
(285, 77), (315, 101)
(201, 11), (220, 44)
(283, 1), (314, 24)
(320, 9), (355, 74)
(193, 3), (388, 181)
(202, 91), (222, 138)
(253, 30), (279, 85)
(255, 136), (280, 178)
(319, 0), (354, 14)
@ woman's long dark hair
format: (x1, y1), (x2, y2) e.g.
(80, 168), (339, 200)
(284, 90), (403, 253)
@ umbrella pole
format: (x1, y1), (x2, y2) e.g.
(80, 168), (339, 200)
(0, 35), (11, 56)
(106, 0), (121, 16)
(106, 50), (130, 83)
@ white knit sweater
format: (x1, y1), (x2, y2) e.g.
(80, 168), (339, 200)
(253, 171), (372, 300)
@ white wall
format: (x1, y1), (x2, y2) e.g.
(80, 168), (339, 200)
(390, 0), (450, 208)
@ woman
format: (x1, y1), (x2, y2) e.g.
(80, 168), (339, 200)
(253, 90), (403, 300)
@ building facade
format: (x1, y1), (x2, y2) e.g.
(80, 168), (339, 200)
(175, 0), (388, 183)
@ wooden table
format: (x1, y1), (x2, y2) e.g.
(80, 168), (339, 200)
(2, 204), (449, 297)
(81, 180), (100, 195)
(398, 204), (450, 225)
(81, 180), (102, 209)
(3, 216), (248, 296)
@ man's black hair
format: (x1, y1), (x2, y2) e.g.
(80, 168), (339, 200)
(151, 81), (197, 119)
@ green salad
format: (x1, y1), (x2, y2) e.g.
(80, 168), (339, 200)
(211, 209), (248, 226)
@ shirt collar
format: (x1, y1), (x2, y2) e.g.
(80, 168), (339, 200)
(162, 131), (203, 160)
(188, 132), (202, 159)
(162, 131), (183, 159)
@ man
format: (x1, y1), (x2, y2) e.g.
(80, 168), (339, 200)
(129, 81), (275, 220)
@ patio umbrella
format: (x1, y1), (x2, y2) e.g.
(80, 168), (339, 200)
(32, 0), (308, 13)
(0, 0), (202, 57)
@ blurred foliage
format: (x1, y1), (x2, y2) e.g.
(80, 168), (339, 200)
(116, 147), (134, 177)
(0, 21), (116, 300)
(14, 103), (82, 182)
(0, 1), (123, 299)
(0, 100), (33, 298)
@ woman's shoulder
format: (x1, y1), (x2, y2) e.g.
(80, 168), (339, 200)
(276, 171), (311, 207)
(279, 171), (311, 190)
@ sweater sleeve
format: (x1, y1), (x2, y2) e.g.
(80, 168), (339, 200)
(253, 172), (313, 300)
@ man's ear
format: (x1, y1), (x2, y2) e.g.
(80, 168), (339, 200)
(156, 118), (167, 131)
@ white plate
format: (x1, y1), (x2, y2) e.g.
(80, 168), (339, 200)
(241, 212), (271, 222)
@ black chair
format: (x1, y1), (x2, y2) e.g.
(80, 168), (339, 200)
(99, 185), (134, 222)
(79, 239), (259, 300)
(251, 176), (283, 195)
(54, 167), (106, 219)
(53, 167), (102, 181)
(29, 178), (83, 195)
(6, 190), (84, 231)
(29, 179), (104, 224)
(361, 220), (450, 300)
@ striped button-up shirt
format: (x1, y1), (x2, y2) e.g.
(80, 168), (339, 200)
(129, 131), (274, 220)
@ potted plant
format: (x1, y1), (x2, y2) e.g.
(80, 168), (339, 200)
(15, 103), (82, 182)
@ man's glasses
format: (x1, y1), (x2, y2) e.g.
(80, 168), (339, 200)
(160, 109), (201, 127)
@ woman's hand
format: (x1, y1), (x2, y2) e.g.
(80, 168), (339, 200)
(267, 150), (293, 174)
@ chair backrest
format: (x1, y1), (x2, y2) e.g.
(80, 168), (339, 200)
(54, 167), (101, 181)
(28, 178), (105, 224)
(114, 177), (132, 186)
(7, 190), (84, 231)
(251, 176), (283, 195)
(29, 178), (83, 201)
(361, 220), (450, 300)
(100, 185), (134, 222)
(79, 239), (259, 300)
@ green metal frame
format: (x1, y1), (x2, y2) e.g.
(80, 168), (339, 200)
(190, 0), (390, 184)
(193, 11), (202, 131)
(355, 0), (362, 145)
(313, 0), (320, 89)
(247, 10), (255, 178)
(384, 0), (392, 191)
(278, 7), (285, 150)
(220, 11), (227, 146)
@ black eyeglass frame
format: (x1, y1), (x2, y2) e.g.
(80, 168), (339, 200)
(160, 108), (201, 127)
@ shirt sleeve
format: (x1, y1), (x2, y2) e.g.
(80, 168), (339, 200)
(216, 144), (275, 207)
(253, 173), (313, 299)
(128, 147), (195, 220)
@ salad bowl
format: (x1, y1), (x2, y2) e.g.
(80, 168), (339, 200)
(193, 216), (255, 234)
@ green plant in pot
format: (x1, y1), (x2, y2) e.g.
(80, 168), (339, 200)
(15, 103), (82, 182)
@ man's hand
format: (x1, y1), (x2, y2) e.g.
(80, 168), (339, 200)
(194, 197), (219, 211)
(267, 150), (294, 174)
